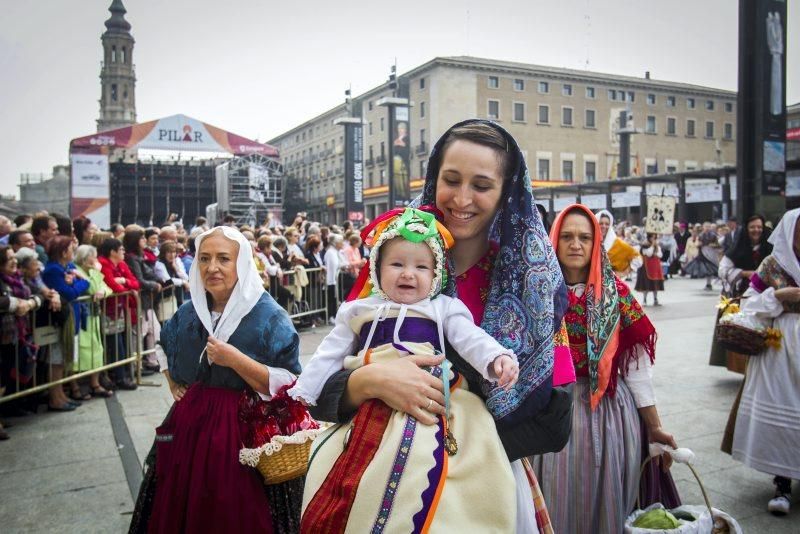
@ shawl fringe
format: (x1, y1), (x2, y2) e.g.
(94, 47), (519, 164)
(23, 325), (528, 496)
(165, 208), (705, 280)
(606, 318), (657, 399)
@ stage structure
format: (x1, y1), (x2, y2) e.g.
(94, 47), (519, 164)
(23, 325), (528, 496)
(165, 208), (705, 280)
(69, 114), (279, 226)
(214, 154), (284, 226)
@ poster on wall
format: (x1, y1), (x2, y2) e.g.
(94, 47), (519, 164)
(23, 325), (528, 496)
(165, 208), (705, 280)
(70, 154), (110, 228)
(344, 122), (364, 223)
(645, 195), (676, 235)
(388, 106), (411, 207)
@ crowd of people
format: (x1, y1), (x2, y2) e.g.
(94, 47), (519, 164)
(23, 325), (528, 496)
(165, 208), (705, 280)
(2, 121), (797, 530)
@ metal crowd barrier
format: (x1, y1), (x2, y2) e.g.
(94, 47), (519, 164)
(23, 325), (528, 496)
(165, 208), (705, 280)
(0, 289), (145, 405)
(266, 266), (328, 326)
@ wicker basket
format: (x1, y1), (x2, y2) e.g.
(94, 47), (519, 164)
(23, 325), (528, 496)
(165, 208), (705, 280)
(715, 322), (767, 356)
(239, 428), (326, 485)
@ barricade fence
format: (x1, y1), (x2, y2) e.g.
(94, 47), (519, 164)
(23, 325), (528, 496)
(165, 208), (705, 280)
(1, 269), (335, 406)
(0, 289), (144, 405)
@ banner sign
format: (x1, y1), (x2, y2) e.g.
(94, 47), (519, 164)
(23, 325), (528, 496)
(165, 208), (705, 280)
(553, 196), (576, 212)
(580, 194), (607, 210)
(70, 114), (278, 157)
(685, 183), (722, 204)
(70, 154), (110, 228)
(344, 122), (365, 223)
(388, 106), (411, 207)
(645, 196), (676, 234)
(611, 191), (640, 208)
(248, 164), (270, 203)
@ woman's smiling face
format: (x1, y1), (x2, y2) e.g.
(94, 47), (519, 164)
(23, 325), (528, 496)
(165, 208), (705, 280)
(435, 140), (505, 244)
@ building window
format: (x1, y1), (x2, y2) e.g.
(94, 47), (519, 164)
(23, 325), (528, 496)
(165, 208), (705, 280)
(420, 101), (425, 118)
(513, 102), (526, 122)
(687, 98), (696, 109)
(420, 77), (426, 89)
(724, 102), (733, 113)
(562, 84), (573, 96)
(111, 83), (118, 101)
(380, 141), (385, 157)
(586, 86), (595, 99)
(562, 160), (574, 181)
(666, 96), (676, 107)
(647, 93), (656, 105)
(686, 119), (696, 137)
(369, 146), (373, 159)
(666, 164), (678, 173)
(646, 161), (658, 175)
(706, 100), (715, 111)
(585, 161), (596, 183)
(514, 78), (525, 91)
(121, 47), (126, 63)
(538, 81), (549, 94)
(111, 45), (116, 62)
(646, 115), (656, 133)
(619, 90), (627, 102)
(585, 109), (596, 128)
(538, 159), (550, 180)
(705, 121), (715, 138)
(488, 99), (500, 120)
(608, 89), (617, 101)
(724, 122), (733, 140)
(368, 122), (373, 135)
(420, 128), (426, 143)
(123, 85), (128, 100)
(562, 107), (573, 126)
(380, 117), (384, 131)
(627, 91), (636, 102)
(538, 105), (550, 124)
(667, 117), (676, 135)
(488, 76), (499, 89)
(368, 101), (373, 111)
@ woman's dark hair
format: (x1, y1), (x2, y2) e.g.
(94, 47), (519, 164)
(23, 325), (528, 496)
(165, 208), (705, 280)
(110, 223), (124, 234)
(725, 214), (772, 270)
(72, 216), (92, 244)
(304, 236), (321, 253)
(123, 228), (145, 256)
(0, 245), (11, 269)
(188, 237), (196, 255)
(98, 238), (123, 258)
(144, 227), (159, 240)
(158, 241), (177, 261)
(536, 204), (551, 233)
(52, 213), (73, 237)
(439, 123), (517, 181)
(46, 236), (73, 262)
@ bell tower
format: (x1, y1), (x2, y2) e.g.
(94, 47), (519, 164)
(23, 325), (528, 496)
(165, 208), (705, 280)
(97, 0), (136, 132)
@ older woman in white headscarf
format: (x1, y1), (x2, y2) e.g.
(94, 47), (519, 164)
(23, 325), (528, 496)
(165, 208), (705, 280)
(595, 210), (640, 277)
(129, 227), (303, 534)
(732, 208), (800, 516)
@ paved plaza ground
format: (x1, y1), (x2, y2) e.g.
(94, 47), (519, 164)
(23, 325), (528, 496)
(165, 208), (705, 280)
(0, 276), (796, 532)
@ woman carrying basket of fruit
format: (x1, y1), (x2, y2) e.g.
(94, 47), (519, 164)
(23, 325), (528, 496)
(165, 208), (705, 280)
(129, 226), (308, 534)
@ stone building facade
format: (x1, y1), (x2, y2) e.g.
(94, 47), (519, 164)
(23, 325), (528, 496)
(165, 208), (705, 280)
(269, 56), (737, 223)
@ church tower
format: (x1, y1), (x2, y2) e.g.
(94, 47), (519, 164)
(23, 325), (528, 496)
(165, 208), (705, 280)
(96, 0), (137, 132)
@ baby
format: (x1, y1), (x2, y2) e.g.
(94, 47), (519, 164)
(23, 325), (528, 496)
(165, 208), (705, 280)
(289, 207), (518, 411)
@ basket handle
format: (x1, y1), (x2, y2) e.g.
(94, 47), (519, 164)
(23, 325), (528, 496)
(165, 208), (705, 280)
(636, 445), (714, 521)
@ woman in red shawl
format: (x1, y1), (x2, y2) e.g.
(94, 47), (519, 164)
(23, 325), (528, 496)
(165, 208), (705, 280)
(531, 204), (680, 533)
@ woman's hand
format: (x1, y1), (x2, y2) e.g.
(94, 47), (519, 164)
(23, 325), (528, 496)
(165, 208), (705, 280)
(347, 353), (446, 425)
(93, 290), (105, 301)
(64, 273), (75, 285)
(115, 277), (128, 285)
(48, 292), (61, 312)
(648, 426), (677, 471)
(206, 336), (243, 368)
(775, 287), (800, 303)
(15, 299), (33, 316)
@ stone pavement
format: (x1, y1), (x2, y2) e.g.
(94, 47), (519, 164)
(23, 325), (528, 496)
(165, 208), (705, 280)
(0, 277), (796, 532)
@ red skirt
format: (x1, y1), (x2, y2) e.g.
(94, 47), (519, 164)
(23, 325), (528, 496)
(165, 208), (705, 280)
(148, 384), (273, 534)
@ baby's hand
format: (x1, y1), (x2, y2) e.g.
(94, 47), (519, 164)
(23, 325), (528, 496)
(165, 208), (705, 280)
(493, 355), (519, 390)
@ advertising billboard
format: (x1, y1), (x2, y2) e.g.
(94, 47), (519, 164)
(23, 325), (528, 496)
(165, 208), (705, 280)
(70, 154), (110, 228)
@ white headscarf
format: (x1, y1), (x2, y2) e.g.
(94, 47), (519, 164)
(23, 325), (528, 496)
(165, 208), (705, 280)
(768, 208), (800, 286)
(595, 209), (616, 252)
(190, 226), (265, 343)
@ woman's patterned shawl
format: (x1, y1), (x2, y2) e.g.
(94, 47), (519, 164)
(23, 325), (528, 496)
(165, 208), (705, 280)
(415, 119), (568, 425)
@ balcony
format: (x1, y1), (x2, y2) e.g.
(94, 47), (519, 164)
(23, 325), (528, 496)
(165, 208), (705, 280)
(366, 158), (375, 168)
(415, 141), (428, 155)
(376, 155), (386, 165)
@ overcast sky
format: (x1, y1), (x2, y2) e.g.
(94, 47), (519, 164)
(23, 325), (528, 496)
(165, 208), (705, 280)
(1, 0), (798, 198)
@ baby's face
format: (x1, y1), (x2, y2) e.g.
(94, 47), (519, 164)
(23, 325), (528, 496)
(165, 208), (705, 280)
(379, 238), (435, 304)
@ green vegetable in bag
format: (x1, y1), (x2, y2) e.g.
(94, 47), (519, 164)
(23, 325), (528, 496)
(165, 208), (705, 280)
(632, 508), (681, 529)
